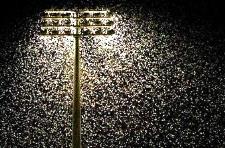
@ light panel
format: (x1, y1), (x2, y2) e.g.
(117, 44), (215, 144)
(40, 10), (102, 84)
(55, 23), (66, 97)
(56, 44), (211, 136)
(40, 9), (115, 36)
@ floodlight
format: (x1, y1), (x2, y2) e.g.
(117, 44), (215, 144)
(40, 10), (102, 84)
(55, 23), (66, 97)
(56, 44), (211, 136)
(40, 9), (116, 148)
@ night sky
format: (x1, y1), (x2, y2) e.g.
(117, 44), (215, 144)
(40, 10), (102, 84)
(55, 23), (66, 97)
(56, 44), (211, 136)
(1, 0), (225, 147)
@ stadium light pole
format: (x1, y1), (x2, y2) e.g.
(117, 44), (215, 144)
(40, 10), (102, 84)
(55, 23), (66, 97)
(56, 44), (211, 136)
(40, 8), (115, 148)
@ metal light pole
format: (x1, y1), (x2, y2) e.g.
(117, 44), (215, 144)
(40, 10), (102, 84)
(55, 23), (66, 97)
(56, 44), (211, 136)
(40, 8), (115, 148)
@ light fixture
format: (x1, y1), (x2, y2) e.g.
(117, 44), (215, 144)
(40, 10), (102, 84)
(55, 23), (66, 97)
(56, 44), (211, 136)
(40, 9), (115, 148)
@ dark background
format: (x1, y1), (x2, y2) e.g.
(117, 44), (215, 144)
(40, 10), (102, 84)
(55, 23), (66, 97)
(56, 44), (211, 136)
(1, 0), (225, 24)
(1, 0), (225, 40)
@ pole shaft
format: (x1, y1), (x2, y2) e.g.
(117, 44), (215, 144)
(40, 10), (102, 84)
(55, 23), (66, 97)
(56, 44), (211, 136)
(72, 35), (81, 147)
